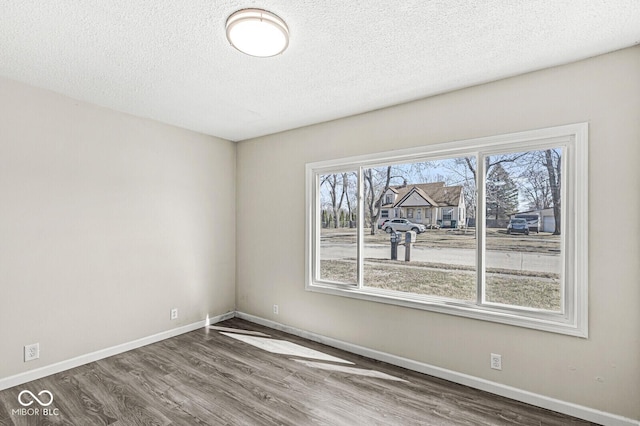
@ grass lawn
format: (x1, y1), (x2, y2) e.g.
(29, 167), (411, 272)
(318, 227), (562, 311)
(320, 259), (561, 311)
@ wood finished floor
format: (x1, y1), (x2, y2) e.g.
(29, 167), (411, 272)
(0, 318), (596, 425)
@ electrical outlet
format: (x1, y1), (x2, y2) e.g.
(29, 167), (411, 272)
(24, 343), (39, 362)
(490, 353), (502, 370)
(273, 304), (279, 315)
(170, 308), (178, 320)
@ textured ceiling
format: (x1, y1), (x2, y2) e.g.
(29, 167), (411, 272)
(1, 1), (639, 141)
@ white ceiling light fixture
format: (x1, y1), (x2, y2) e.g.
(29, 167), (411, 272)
(226, 8), (289, 57)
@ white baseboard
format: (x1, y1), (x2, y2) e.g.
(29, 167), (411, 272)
(236, 311), (639, 426)
(0, 311), (235, 392)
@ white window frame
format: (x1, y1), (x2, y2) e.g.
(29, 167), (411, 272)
(305, 123), (588, 337)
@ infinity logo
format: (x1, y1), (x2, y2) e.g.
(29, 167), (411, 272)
(18, 390), (54, 407)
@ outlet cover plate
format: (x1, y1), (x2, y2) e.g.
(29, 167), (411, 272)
(24, 343), (40, 362)
(490, 353), (502, 370)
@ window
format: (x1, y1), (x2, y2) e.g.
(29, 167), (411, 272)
(318, 171), (358, 284)
(381, 210), (389, 218)
(306, 123), (588, 336)
(385, 194), (394, 204)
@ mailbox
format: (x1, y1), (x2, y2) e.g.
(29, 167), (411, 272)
(390, 231), (399, 260)
(405, 230), (417, 243)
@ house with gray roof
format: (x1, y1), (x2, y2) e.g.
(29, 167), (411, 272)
(380, 182), (466, 228)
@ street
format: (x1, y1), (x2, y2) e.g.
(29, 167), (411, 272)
(320, 243), (561, 274)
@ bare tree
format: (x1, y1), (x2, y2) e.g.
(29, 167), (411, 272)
(503, 148), (561, 234)
(461, 154), (528, 220)
(363, 166), (407, 235)
(442, 157), (477, 222)
(321, 174), (347, 228)
(462, 153), (529, 182)
(342, 172), (357, 227)
(543, 149), (562, 235)
(521, 166), (552, 210)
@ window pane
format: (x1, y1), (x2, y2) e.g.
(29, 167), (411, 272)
(362, 158), (477, 301)
(484, 149), (563, 311)
(319, 172), (358, 284)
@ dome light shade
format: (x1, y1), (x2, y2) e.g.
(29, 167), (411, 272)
(226, 9), (289, 57)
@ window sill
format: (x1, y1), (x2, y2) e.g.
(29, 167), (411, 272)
(306, 281), (587, 338)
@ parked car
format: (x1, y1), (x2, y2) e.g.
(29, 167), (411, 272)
(377, 219), (390, 229)
(507, 218), (529, 235)
(382, 219), (426, 234)
(513, 214), (540, 233)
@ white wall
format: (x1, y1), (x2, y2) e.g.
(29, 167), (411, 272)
(236, 47), (640, 420)
(0, 78), (236, 379)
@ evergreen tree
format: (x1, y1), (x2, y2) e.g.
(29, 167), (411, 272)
(486, 163), (518, 220)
